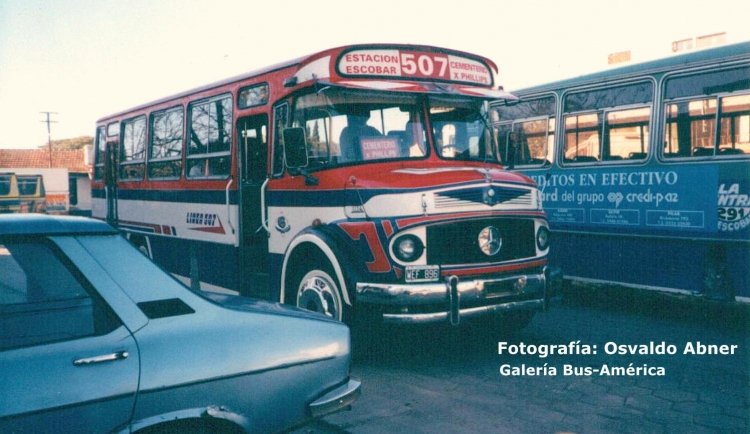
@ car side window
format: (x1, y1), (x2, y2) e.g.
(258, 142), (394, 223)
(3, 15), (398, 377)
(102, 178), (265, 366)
(0, 239), (119, 350)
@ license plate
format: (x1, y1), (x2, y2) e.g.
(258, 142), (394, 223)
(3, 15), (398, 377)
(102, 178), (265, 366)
(405, 265), (440, 283)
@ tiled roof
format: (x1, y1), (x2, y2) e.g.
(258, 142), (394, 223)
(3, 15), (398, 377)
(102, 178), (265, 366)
(0, 149), (90, 173)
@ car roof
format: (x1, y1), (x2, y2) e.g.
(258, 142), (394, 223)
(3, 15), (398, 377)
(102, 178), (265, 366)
(0, 214), (118, 236)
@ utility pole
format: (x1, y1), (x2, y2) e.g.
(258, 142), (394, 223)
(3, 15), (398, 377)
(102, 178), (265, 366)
(40, 112), (58, 167)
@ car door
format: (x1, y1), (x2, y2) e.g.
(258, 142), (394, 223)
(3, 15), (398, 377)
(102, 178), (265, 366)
(0, 238), (139, 433)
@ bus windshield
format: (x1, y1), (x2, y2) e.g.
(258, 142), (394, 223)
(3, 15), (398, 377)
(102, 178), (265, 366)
(428, 96), (497, 162)
(290, 89), (497, 169)
(291, 90), (428, 169)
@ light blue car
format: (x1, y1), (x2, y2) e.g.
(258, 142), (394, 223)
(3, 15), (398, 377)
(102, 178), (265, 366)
(0, 214), (360, 433)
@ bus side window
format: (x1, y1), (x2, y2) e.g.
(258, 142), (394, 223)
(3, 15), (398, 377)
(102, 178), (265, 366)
(187, 95), (232, 178)
(563, 82), (653, 164)
(149, 107), (184, 179)
(604, 107), (650, 161)
(665, 95), (750, 158)
(120, 116), (146, 180)
(94, 126), (107, 181)
(663, 66), (750, 159)
(718, 94), (750, 155)
(564, 112), (601, 162)
(493, 95), (557, 168)
(512, 118), (555, 165)
(664, 98), (716, 158)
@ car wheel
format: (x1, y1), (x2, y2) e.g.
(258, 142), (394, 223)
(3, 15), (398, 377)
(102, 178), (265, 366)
(294, 262), (348, 322)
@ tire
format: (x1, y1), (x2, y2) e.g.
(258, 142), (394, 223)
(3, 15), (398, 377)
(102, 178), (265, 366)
(128, 234), (152, 258)
(292, 261), (349, 322)
(137, 244), (150, 257)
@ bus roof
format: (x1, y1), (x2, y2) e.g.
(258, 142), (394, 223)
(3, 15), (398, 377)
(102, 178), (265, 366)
(98, 43), (507, 122)
(97, 55), (306, 122)
(510, 41), (750, 95)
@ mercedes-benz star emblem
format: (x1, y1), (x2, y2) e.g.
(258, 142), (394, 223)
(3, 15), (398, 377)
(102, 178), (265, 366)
(478, 226), (502, 256)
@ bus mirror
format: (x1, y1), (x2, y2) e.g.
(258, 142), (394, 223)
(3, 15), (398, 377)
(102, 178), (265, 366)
(506, 131), (518, 170)
(283, 127), (309, 169)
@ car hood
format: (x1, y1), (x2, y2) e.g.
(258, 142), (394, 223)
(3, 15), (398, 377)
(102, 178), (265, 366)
(201, 291), (338, 323)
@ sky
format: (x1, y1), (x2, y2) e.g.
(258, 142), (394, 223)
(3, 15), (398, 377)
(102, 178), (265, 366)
(1, 0), (748, 149)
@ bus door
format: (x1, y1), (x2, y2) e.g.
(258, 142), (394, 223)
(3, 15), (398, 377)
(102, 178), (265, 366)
(104, 141), (118, 225)
(237, 115), (269, 297)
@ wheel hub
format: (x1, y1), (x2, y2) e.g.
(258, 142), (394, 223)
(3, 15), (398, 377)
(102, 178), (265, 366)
(298, 275), (339, 319)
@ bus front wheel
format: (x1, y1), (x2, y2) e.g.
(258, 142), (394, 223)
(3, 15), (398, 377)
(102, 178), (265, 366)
(292, 262), (348, 322)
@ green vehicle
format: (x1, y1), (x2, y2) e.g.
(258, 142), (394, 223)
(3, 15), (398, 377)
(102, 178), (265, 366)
(0, 173), (20, 214)
(17, 174), (46, 213)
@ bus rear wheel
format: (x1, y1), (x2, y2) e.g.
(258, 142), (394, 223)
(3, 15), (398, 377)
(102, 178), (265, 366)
(293, 263), (348, 322)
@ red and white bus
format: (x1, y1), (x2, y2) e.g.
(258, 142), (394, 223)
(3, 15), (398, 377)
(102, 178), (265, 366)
(92, 44), (554, 327)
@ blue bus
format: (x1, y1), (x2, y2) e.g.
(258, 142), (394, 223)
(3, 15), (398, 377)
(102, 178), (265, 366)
(492, 42), (750, 302)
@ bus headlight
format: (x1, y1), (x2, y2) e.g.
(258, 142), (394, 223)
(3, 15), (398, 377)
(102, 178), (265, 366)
(392, 235), (424, 262)
(536, 226), (550, 250)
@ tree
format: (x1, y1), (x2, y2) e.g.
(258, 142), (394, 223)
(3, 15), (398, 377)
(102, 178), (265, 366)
(38, 135), (94, 150)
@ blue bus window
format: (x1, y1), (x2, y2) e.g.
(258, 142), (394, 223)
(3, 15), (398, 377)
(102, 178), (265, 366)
(495, 96), (556, 121)
(564, 113), (601, 162)
(664, 93), (750, 159)
(564, 82), (652, 112)
(605, 107), (650, 160)
(664, 98), (717, 158)
(718, 94), (750, 155)
(495, 95), (557, 167)
(665, 66), (750, 99)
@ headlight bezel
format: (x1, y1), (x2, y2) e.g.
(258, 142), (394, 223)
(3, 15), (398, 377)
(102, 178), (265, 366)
(391, 234), (424, 262)
(536, 225), (550, 251)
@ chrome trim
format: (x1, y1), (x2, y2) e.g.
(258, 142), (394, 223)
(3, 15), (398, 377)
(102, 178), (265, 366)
(447, 275), (460, 326)
(225, 178), (235, 235)
(259, 178), (269, 233)
(356, 272), (547, 324)
(356, 272), (545, 305)
(382, 299), (544, 324)
(308, 377), (362, 418)
(432, 185), (533, 209)
(73, 351), (129, 366)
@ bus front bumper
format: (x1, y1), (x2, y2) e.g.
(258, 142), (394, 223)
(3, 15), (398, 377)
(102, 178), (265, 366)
(355, 268), (549, 325)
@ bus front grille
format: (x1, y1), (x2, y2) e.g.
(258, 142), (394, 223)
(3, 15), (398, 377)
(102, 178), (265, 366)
(426, 218), (536, 266)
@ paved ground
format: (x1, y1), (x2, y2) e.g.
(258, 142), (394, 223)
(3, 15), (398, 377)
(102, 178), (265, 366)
(294, 286), (749, 434)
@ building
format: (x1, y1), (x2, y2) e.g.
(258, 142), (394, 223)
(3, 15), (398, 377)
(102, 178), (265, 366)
(607, 32), (730, 66)
(0, 147), (92, 215)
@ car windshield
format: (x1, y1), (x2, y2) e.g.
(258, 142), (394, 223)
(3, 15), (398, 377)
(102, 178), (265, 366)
(291, 90), (428, 170)
(17, 177), (39, 196)
(0, 175), (12, 195)
(428, 96), (497, 162)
